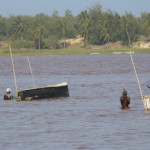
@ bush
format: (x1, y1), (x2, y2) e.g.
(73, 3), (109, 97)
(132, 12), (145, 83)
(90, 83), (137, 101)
(12, 40), (34, 49)
(43, 36), (60, 49)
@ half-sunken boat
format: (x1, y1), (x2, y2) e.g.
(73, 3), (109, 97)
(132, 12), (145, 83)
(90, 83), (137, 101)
(17, 82), (69, 100)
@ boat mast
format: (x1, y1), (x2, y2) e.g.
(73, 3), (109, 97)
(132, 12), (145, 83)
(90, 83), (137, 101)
(9, 45), (18, 94)
(27, 56), (36, 88)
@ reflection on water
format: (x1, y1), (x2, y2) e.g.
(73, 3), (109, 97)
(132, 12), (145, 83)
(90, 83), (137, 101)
(0, 54), (150, 150)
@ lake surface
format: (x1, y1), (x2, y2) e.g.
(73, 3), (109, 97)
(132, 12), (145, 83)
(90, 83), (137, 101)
(0, 54), (150, 150)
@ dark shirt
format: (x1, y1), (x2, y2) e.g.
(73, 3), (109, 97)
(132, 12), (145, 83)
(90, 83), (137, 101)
(120, 95), (130, 108)
(3, 93), (13, 100)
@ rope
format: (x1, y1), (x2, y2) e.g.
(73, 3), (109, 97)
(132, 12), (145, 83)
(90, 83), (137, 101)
(129, 51), (144, 106)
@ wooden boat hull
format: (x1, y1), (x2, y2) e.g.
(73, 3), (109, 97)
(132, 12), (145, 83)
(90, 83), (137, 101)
(17, 82), (69, 100)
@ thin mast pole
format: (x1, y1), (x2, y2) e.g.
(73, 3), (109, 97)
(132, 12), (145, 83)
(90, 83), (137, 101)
(27, 56), (36, 88)
(129, 51), (144, 103)
(9, 45), (18, 93)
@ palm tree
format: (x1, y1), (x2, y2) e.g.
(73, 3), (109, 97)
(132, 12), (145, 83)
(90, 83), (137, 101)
(78, 10), (90, 47)
(100, 28), (110, 43)
(58, 18), (67, 48)
(121, 15), (131, 46)
(99, 15), (110, 44)
(32, 26), (44, 49)
(142, 13), (150, 38)
(16, 23), (24, 40)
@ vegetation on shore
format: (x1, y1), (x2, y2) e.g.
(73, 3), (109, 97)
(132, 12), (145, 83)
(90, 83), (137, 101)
(0, 3), (150, 50)
(0, 47), (150, 57)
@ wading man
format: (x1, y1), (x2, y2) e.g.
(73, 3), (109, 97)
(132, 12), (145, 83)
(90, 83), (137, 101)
(3, 88), (13, 100)
(120, 89), (130, 109)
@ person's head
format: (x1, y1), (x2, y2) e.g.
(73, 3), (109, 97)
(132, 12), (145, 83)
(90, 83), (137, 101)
(123, 89), (127, 96)
(6, 88), (11, 93)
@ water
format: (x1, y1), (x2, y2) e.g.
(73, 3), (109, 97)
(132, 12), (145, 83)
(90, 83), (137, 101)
(0, 54), (150, 150)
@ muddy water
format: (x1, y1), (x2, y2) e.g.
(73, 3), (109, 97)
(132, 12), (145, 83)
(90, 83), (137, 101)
(0, 54), (150, 150)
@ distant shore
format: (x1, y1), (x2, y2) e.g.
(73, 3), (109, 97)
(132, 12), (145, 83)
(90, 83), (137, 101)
(0, 47), (150, 57)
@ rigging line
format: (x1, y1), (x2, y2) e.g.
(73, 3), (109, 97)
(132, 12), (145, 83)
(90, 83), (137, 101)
(27, 56), (36, 88)
(9, 45), (18, 94)
(129, 51), (144, 103)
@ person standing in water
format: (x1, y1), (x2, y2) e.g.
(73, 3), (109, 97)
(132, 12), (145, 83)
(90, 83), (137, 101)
(120, 88), (130, 109)
(120, 82), (130, 109)
(3, 88), (13, 100)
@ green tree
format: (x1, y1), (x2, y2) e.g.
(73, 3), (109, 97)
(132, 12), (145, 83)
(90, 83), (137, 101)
(142, 13), (150, 38)
(98, 14), (110, 44)
(121, 15), (131, 45)
(0, 16), (7, 40)
(78, 10), (90, 47)
(88, 3), (103, 45)
(64, 9), (77, 38)
(57, 18), (67, 48)
(32, 26), (44, 49)
(120, 12), (139, 46)
(109, 12), (122, 42)
(16, 23), (24, 40)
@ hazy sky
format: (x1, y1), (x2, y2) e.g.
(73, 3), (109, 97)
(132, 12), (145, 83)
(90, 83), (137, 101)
(0, 0), (149, 17)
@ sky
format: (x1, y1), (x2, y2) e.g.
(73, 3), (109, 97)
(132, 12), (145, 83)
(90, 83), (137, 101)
(0, 0), (149, 17)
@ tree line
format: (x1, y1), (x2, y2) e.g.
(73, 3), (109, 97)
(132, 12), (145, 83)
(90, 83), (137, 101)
(0, 3), (150, 49)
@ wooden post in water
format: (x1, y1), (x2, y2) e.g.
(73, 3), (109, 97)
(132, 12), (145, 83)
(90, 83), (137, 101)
(27, 56), (36, 88)
(122, 81), (124, 90)
(9, 45), (18, 94)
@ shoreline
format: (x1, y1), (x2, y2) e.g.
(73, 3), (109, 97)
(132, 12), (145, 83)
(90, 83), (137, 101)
(0, 47), (150, 57)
